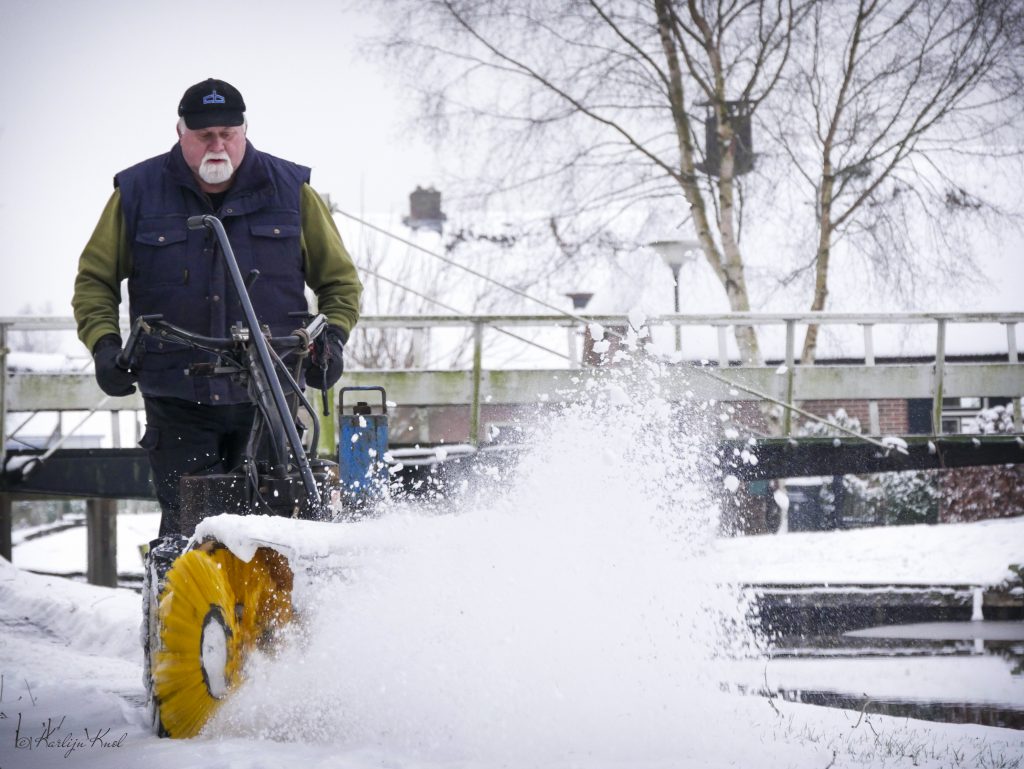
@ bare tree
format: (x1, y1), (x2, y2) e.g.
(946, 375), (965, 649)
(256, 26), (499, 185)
(373, 0), (1022, 365)
(764, 0), (1024, 361)
(375, 0), (813, 363)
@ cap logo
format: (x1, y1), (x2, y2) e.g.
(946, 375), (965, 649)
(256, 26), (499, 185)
(202, 89), (226, 105)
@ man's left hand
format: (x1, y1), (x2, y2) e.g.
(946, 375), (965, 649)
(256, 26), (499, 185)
(306, 324), (346, 390)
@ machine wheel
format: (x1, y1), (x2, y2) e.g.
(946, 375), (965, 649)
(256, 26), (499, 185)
(150, 543), (293, 738)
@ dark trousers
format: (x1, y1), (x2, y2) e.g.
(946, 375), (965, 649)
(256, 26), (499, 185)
(141, 396), (256, 537)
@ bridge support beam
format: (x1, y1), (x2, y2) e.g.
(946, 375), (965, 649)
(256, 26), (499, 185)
(0, 493), (11, 562)
(86, 498), (117, 587)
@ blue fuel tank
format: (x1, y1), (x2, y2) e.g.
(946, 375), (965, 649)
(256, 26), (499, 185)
(338, 386), (389, 506)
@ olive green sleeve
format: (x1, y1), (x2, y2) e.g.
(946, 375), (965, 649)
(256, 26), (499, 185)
(300, 183), (362, 337)
(72, 189), (132, 352)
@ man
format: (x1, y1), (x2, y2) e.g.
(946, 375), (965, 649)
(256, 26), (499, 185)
(72, 78), (362, 537)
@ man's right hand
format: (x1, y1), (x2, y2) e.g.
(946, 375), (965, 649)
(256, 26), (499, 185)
(92, 334), (138, 396)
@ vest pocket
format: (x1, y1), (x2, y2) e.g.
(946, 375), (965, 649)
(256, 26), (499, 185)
(248, 215), (301, 276)
(134, 219), (189, 286)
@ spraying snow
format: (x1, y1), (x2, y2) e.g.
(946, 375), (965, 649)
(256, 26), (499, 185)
(209, 363), (760, 762)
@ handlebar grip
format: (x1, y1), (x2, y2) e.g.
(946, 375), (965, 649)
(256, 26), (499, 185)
(187, 215), (210, 230)
(117, 314), (163, 369)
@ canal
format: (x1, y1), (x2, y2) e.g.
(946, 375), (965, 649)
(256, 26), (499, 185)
(749, 619), (1024, 730)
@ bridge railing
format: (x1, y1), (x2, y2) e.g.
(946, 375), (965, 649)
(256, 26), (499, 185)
(2, 312), (1023, 458)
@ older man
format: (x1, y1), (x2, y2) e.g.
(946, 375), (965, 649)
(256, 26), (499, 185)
(72, 78), (362, 536)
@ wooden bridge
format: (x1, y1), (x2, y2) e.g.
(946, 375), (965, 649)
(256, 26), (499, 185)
(3, 310), (1022, 476)
(2, 311), (1022, 584)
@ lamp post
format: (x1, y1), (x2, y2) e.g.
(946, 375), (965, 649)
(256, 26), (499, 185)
(648, 239), (700, 351)
(564, 292), (593, 368)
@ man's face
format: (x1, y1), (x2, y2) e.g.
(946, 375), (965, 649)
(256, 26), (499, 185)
(178, 124), (247, 191)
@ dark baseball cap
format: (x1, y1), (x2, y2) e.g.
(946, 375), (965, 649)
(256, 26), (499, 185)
(178, 78), (246, 129)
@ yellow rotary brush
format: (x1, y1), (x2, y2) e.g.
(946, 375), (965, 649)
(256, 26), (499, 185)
(234, 548), (294, 649)
(152, 544), (294, 738)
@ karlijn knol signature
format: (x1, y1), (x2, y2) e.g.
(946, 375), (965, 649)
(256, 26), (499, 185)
(13, 713), (127, 759)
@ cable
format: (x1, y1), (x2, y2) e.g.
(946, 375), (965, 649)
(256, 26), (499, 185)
(359, 265), (571, 362)
(339, 210), (598, 328)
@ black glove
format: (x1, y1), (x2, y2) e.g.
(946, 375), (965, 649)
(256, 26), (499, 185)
(92, 334), (138, 397)
(305, 324), (346, 390)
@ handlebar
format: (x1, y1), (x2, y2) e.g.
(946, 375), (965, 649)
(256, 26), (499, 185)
(146, 214), (327, 511)
(117, 313), (328, 370)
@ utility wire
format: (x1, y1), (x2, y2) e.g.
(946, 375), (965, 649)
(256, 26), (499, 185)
(342, 211), (600, 328)
(359, 265), (571, 362)
(338, 209), (907, 455)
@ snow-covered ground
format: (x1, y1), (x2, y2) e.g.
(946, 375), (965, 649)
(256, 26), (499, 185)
(12, 512), (160, 577)
(4, 552), (1019, 769)
(2, 527), (1023, 769)
(3, 384), (1023, 768)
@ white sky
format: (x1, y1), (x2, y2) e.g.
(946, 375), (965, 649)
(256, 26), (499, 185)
(0, 0), (441, 317)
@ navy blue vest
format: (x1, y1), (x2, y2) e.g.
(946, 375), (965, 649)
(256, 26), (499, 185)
(116, 142), (311, 404)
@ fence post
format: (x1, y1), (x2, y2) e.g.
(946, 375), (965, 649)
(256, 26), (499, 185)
(86, 498), (117, 587)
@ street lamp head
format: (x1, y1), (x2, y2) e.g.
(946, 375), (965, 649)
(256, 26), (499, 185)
(647, 239), (702, 270)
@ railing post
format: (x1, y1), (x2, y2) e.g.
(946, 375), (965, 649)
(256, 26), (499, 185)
(933, 317), (947, 436)
(717, 325), (729, 368)
(86, 498), (118, 587)
(110, 411), (122, 448)
(1007, 322), (1022, 432)
(783, 319), (796, 437)
(470, 321), (484, 447)
(317, 389), (336, 457)
(567, 324), (580, 369)
(862, 323), (880, 435)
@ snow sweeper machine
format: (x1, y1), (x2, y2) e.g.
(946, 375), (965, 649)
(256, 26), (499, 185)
(123, 214), (391, 738)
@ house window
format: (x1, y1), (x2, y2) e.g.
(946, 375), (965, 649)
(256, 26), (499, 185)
(940, 395), (1014, 434)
